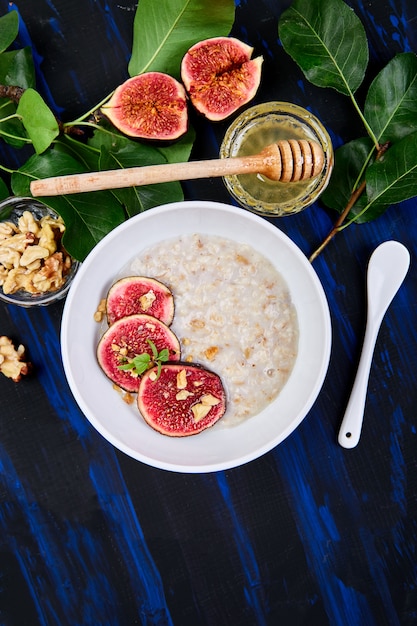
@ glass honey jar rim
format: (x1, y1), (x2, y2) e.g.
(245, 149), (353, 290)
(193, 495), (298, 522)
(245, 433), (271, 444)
(220, 101), (334, 217)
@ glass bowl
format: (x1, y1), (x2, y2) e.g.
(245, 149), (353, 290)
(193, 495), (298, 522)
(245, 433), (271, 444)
(220, 101), (334, 217)
(0, 197), (79, 307)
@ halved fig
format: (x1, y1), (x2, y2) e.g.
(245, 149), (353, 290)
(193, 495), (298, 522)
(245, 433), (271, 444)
(106, 276), (174, 326)
(138, 363), (227, 437)
(181, 36), (263, 121)
(102, 72), (188, 140)
(97, 314), (180, 393)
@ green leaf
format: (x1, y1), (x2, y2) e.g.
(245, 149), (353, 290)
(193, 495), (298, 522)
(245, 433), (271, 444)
(0, 176), (10, 199)
(0, 11), (19, 53)
(119, 354), (151, 374)
(16, 88), (59, 153)
(94, 128), (168, 168)
(366, 132), (417, 208)
(0, 98), (28, 148)
(157, 125), (196, 164)
(117, 340), (170, 378)
(11, 150), (126, 260)
(278, 0), (368, 96)
(364, 52), (417, 144)
(147, 339), (159, 359)
(94, 130), (184, 215)
(128, 0), (236, 78)
(158, 349), (170, 362)
(320, 137), (374, 215)
(54, 136), (101, 171)
(0, 47), (36, 89)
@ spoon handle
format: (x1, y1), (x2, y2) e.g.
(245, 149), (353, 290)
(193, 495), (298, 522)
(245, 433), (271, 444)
(338, 323), (379, 448)
(338, 241), (410, 449)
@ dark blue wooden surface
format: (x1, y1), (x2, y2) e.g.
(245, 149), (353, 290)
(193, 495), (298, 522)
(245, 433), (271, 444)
(0, 1), (416, 625)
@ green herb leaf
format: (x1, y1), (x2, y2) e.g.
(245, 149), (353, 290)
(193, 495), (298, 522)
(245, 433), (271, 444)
(364, 52), (417, 144)
(158, 349), (170, 362)
(16, 88), (59, 154)
(0, 11), (19, 54)
(128, 0), (236, 78)
(147, 339), (159, 359)
(278, 0), (368, 96)
(117, 341), (170, 380)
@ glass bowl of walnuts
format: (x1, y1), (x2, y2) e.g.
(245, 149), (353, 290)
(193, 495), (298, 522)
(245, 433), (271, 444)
(0, 196), (79, 307)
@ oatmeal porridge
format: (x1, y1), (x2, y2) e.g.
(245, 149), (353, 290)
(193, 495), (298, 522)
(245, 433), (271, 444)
(127, 233), (298, 426)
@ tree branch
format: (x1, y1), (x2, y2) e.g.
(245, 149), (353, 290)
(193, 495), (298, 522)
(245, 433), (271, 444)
(309, 142), (391, 263)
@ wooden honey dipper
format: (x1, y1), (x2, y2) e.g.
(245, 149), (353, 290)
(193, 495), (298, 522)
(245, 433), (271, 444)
(30, 139), (325, 197)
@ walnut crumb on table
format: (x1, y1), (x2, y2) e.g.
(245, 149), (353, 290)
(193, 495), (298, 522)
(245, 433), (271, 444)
(0, 336), (32, 382)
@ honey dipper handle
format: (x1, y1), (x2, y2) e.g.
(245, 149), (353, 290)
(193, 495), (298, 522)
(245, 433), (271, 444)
(29, 140), (324, 197)
(30, 154), (271, 197)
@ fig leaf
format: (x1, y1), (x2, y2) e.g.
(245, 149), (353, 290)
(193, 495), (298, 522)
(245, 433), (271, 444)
(93, 129), (186, 215)
(0, 11), (19, 54)
(16, 88), (59, 154)
(0, 47), (36, 89)
(0, 99), (28, 149)
(364, 52), (417, 144)
(278, 0), (368, 96)
(320, 137), (374, 217)
(128, 0), (236, 79)
(0, 176), (9, 200)
(11, 150), (125, 261)
(365, 132), (417, 210)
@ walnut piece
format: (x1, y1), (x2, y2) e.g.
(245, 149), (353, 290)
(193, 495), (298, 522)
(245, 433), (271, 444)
(191, 402), (212, 422)
(94, 298), (107, 322)
(176, 368), (187, 389)
(204, 346), (218, 361)
(0, 336), (32, 382)
(139, 289), (156, 311)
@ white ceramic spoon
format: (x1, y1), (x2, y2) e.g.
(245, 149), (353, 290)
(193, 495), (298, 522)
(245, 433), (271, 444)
(338, 240), (410, 449)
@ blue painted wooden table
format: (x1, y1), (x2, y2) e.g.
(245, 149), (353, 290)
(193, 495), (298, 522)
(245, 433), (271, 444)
(0, 1), (416, 625)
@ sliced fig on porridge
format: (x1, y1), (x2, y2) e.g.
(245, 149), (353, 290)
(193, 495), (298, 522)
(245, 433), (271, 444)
(138, 363), (226, 436)
(97, 314), (180, 393)
(106, 276), (174, 326)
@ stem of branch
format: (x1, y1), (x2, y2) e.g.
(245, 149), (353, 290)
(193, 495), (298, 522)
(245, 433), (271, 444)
(309, 180), (366, 262)
(309, 142), (390, 263)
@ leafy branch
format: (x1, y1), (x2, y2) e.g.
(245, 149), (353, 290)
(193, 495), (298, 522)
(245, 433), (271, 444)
(279, 0), (417, 261)
(0, 0), (236, 261)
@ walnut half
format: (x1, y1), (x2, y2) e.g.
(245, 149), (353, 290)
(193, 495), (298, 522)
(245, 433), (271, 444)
(0, 336), (32, 382)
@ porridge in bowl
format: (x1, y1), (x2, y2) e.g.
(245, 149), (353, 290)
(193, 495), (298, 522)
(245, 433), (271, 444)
(126, 233), (299, 426)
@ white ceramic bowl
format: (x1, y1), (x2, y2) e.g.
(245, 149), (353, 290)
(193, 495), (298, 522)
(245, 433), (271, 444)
(61, 201), (331, 472)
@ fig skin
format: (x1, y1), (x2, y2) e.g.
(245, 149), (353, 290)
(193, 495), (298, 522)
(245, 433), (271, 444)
(97, 314), (181, 393)
(181, 36), (263, 121)
(106, 276), (174, 326)
(138, 363), (227, 437)
(102, 72), (188, 140)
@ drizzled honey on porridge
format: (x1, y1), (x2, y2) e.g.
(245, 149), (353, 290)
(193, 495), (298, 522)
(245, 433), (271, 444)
(129, 233), (298, 426)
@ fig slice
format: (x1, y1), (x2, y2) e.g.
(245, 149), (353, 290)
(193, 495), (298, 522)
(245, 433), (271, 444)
(102, 72), (188, 140)
(97, 314), (181, 393)
(106, 276), (174, 326)
(138, 363), (227, 437)
(181, 36), (263, 121)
